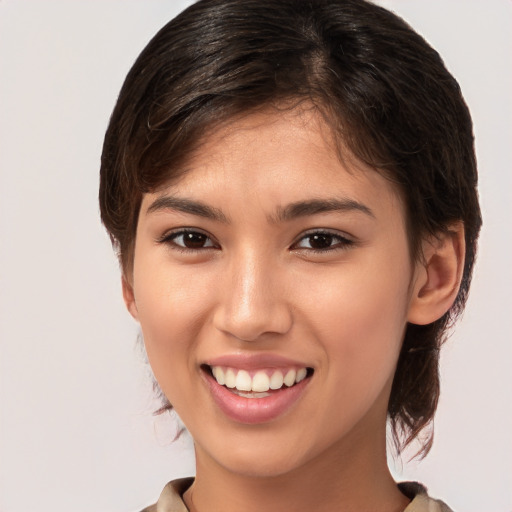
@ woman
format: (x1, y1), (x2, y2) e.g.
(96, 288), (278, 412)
(99, 0), (481, 510)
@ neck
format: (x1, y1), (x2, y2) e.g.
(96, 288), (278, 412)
(184, 423), (409, 512)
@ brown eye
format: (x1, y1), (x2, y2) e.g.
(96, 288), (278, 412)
(167, 230), (216, 249)
(182, 232), (209, 248)
(294, 230), (353, 251)
(307, 233), (334, 249)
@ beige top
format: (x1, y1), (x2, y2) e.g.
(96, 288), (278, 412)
(141, 478), (453, 512)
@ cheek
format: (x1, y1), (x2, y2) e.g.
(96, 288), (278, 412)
(297, 255), (411, 390)
(134, 246), (213, 330)
(131, 256), (212, 394)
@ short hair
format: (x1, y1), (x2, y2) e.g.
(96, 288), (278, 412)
(100, 0), (482, 457)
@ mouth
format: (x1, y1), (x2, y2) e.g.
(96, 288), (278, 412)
(203, 365), (313, 398)
(201, 363), (314, 423)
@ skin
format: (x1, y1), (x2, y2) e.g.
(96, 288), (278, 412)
(123, 106), (464, 512)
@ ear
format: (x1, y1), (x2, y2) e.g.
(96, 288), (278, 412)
(122, 274), (139, 321)
(407, 223), (465, 325)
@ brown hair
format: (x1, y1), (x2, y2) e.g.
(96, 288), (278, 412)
(100, 0), (481, 457)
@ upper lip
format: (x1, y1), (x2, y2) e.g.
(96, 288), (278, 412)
(204, 353), (312, 371)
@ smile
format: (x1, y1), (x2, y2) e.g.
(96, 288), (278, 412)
(202, 361), (314, 424)
(210, 366), (309, 396)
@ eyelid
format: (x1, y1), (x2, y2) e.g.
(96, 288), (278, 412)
(290, 228), (355, 251)
(157, 227), (219, 250)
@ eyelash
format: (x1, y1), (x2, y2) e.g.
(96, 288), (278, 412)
(157, 228), (354, 254)
(291, 230), (354, 253)
(158, 229), (219, 253)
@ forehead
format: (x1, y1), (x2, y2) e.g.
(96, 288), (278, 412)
(140, 106), (405, 224)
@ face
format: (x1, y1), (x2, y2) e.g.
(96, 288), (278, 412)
(125, 107), (419, 478)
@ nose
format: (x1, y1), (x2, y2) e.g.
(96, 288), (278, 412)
(213, 250), (293, 342)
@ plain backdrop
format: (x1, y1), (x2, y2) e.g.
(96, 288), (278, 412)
(0, 1), (510, 511)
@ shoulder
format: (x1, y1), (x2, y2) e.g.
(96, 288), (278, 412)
(400, 482), (454, 512)
(140, 477), (193, 512)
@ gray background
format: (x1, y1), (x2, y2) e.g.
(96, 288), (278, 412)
(1, 1), (510, 511)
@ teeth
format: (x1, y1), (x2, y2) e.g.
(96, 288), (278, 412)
(252, 371), (270, 392)
(212, 366), (225, 385)
(296, 367), (307, 383)
(235, 370), (252, 391)
(225, 368), (236, 389)
(284, 369), (296, 387)
(233, 390), (272, 399)
(210, 366), (309, 393)
(269, 370), (284, 390)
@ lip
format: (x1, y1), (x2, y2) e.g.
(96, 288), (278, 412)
(204, 353), (310, 371)
(201, 354), (313, 424)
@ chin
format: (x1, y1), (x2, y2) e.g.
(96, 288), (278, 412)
(199, 433), (312, 479)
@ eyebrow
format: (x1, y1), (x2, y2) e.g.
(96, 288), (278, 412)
(271, 198), (375, 222)
(146, 195), (374, 224)
(146, 196), (229, 223)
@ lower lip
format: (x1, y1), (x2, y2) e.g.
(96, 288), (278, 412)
(203, 370), (311, 424)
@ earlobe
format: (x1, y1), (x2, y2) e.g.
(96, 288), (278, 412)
(122, 274), (139, 321)
(407, 223), (465, 325)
